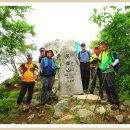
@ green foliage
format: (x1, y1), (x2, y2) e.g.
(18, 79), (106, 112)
(73, 114), (80, 123)
(0, 98), (16, 114)
(8, 89), (19, 98)
(116, 75), (130, 101)
(89, 40), (101, 49)
(0, 6), (37, 72)
(0, 114), (6, 121)
(54, 58), (60, 68)
(9, 109), (21, 119)
(0, 85), (6, 99)
(90, 6), (130, 102)
(0, 84), (6, 93)
(49, 105), (55, 115)
(5, 73), (20, 85)
(90, 6), (130, 75)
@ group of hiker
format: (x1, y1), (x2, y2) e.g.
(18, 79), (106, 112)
(15, 48), (56, 110)
(78, 41), (120, 110)
(15, 40), (120, 111)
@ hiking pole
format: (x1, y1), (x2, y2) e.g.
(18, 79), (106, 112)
(93, 69), (108, 113)
(82, 66), (98, 106)
(36, 75), (40, 101)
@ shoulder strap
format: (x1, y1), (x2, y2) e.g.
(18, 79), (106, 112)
(87, 50), (91, 58)
(78, 52), (81, 59)
(86, 50), (91, 59)
(21, 63), (25, 69)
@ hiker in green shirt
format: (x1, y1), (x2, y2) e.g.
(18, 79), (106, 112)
(99, 41), (119, 110)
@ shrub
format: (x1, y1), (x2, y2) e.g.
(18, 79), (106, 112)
(116, 75), (130, 101)
(9, 109), (21, 119)
(8, 89), (19, 99)
(4, 74), (20, 86)
(0, 85), (6, 93)
(0, 98), (16, 114)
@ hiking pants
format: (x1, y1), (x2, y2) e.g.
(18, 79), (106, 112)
(103, 72), (119, 105)
(89, 68), (103, 97)
(80, 62), (90, 91)
(17, 81), (35, 104)
(41, 76), (55, 103)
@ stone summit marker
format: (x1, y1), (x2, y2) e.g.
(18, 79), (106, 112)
(59, 40), (83, 96)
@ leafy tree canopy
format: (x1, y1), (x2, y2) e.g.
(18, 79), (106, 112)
(90, 6), (130, 75)
(0, 6), (37, 72)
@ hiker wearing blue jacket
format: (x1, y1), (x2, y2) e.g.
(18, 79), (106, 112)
(78, 43), (91, 93)
(40, 49), (56, 104)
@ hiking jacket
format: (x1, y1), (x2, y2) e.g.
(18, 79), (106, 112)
(18, 63), (38, 82)
(40, 57), (56, 77)
(99, 50), (119, 73)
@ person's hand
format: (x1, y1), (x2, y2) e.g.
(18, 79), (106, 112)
(34, 75), (38, 80)
(19, 75), (23, 80)
(58, 64), (60, 69)
(94, 56), (99, 60)
(107, 64), (113, 69)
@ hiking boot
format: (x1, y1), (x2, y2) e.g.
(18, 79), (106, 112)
(15, 103), (20, 108)
(23, 104), (30, 111)
(111, 104), (119, 110)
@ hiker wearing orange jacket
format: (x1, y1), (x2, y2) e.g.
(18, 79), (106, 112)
(15, 54), (38, 110)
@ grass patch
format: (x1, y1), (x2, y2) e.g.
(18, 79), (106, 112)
(8, 89), (19, 98)
(9, 109), (21, 119)
(73, 113), (80, 123)
(49, 105), (55, 115)
(0, 114), (6, 122)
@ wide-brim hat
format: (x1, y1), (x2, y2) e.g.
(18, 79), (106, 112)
(45, 49), (54, 57)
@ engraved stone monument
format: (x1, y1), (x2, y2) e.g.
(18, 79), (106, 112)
(59, 40), (83, 95)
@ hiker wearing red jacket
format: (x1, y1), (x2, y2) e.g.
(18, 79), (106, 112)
(89, 45), (103, 99)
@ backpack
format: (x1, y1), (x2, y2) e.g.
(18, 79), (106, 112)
(78, 50), (91, 60)
(110, 51), (120, 74)
(101, 51), (120, 74)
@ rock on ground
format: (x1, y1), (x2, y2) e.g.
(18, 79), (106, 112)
(53, 111), (63, 119)
(58, 115), (74, 122)
(127, 116), (130, 121)
(114, 115), (124, 123)
(70, 105), (82, 113)
(54, 99), (70, 112)
(53, 99), (70, 119)
(28, 114), (35, 120)
(30, 99), (40, 107)
(119, 105), (126, 111)
(77, 94), (101, 102)
(89, 105), (96, 111)
(78, 109), (95, 123)
(123, 100), (130, 107)
(96, 106), (106, 115)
